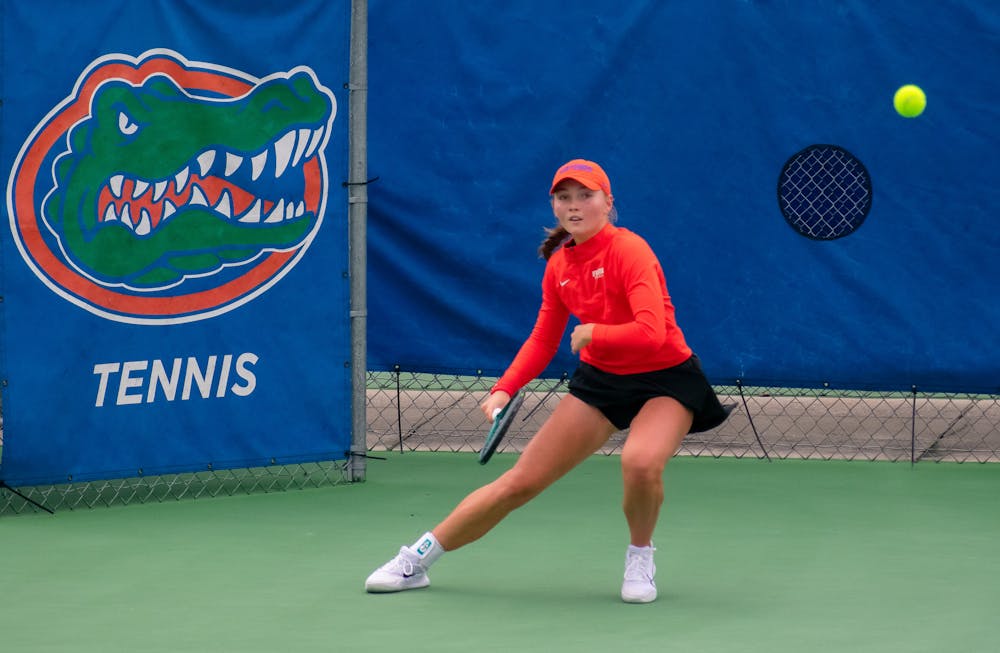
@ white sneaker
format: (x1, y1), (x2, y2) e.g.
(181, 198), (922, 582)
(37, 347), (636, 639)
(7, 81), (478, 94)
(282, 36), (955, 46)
(365, 546), (430, 593)
(621, 544), (657, 603)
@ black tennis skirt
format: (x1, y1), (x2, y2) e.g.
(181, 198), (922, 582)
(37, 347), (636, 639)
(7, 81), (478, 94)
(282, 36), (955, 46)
(568, 354), (733, 432)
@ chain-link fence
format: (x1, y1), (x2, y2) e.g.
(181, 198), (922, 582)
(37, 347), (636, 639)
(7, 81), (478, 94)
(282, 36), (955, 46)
(0, 460), (350, 515)
(4, 369), (997, 515)
(367, 370), (1000, 464)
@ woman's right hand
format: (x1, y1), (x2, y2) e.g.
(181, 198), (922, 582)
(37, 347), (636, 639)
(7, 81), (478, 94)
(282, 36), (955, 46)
(480, 391), (511, 422)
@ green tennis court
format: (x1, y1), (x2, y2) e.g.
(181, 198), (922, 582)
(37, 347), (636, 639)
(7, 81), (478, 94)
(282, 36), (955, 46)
(1, 453), (997, 652)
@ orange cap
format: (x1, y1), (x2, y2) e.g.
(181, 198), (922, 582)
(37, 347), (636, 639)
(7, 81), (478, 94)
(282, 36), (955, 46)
(549, 159), (611, 195)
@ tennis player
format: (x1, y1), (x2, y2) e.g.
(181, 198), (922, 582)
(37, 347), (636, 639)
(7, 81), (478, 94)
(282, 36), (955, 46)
(366, 159), (732, 603)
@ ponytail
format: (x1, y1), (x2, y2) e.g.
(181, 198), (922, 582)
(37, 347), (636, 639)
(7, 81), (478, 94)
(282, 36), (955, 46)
(537, 226), (570, 260)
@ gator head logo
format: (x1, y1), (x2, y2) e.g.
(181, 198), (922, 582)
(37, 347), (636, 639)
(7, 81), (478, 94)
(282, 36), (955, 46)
(6, 49), (337, 324)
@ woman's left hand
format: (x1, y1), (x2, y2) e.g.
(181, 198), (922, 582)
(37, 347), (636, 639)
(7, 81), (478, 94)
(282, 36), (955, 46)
(570, 323), (595, 354)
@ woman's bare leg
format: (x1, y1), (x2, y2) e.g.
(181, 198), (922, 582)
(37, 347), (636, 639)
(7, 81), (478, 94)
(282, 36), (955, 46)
(433, 394), (617, 550)
(619, 396), (693, 546)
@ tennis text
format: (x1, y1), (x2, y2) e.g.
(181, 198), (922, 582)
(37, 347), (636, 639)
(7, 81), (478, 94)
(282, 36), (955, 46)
(93, 353), (259, 407)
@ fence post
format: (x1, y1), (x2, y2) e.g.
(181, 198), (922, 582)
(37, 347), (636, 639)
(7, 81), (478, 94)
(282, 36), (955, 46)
(347, 0), (369, 482)
(910, 385), (918, 466)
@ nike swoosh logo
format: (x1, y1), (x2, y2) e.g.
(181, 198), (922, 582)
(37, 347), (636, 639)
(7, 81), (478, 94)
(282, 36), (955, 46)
(559, 279), (570, 286)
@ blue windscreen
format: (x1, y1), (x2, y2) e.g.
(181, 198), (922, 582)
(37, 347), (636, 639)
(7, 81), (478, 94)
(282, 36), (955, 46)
(365, 1), (999, 393)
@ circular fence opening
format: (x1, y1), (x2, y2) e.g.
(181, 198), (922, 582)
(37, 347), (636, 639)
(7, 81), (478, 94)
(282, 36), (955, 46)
(778, 144), (873, 240)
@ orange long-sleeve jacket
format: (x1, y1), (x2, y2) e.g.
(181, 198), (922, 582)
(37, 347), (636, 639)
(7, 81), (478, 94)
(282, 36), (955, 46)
(493, 223), (692, 396)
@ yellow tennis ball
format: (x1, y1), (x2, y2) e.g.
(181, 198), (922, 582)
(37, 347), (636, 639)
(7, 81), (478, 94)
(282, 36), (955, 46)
(894, 84), (926, 118)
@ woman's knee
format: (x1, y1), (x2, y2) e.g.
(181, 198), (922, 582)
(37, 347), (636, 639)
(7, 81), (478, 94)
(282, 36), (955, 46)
(493, 469), (548, 509)
(620, 451), (665, 488)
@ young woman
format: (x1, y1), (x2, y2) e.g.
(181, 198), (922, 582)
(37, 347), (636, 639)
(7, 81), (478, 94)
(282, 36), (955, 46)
(365, 159), (732, 603)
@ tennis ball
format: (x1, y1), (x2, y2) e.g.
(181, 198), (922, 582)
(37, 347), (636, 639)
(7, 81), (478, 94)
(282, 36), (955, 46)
(893, 84), (926, 118)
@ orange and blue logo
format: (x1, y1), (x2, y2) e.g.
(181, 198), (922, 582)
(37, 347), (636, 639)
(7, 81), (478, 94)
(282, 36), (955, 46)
(5, 49), (337, 324)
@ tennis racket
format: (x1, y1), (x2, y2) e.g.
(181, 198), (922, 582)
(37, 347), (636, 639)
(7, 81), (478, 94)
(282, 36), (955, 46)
(478, 391), (524, 465)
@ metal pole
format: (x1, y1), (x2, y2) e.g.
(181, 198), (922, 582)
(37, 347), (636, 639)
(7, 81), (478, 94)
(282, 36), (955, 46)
(347, 0), (368, 482)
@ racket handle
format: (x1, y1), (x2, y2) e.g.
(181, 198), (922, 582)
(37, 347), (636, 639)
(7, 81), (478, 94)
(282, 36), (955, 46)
(491, 407), (502, 421)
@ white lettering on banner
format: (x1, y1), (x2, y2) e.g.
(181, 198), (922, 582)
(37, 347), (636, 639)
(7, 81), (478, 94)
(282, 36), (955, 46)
(93, 353), (258, 407)
(119, 360), (148, 405)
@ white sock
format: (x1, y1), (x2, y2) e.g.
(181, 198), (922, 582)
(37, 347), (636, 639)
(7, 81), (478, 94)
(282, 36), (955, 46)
(628, 543), (655, 555)
(409, 531), (445, 567)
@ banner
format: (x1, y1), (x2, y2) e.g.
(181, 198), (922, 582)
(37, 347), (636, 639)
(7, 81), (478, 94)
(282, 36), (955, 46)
(1, 1), (352, 486)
